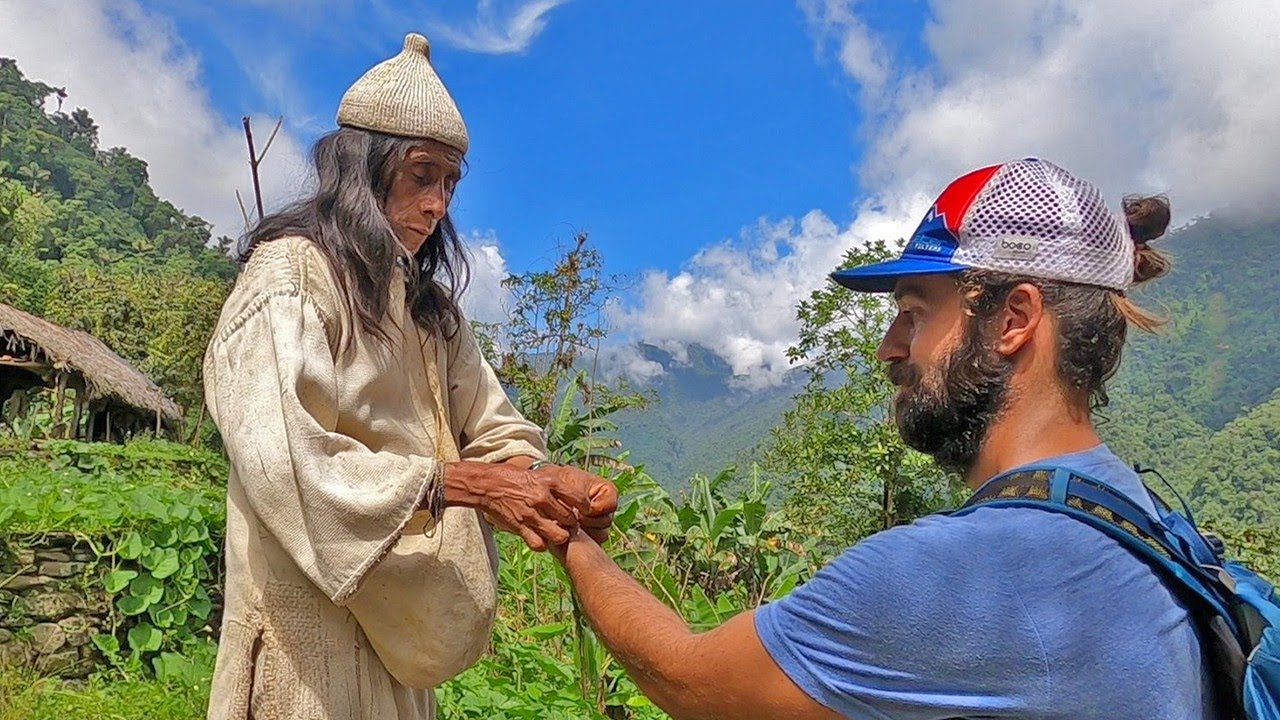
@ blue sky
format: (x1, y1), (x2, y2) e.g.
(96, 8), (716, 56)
(141, 0), (914, 273)
(3, 0), (1276, 386)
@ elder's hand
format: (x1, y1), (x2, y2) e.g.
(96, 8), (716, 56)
(534, 464), (618, 544)
(441, 461), (579, 551)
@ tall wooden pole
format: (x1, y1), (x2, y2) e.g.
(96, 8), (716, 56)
(52, 371), (67, 439)
(70, 389), (83, 440)
(242, 117), (265, 222)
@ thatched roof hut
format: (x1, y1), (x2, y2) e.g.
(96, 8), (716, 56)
(0, 303), (182, 440)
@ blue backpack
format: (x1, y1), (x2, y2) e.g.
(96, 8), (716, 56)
(952, 465), (1280, 719)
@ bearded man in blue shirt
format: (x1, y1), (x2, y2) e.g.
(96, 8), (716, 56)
(554, 158), (1217, 719)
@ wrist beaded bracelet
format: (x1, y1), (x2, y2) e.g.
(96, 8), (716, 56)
(423, 464), (446, 537)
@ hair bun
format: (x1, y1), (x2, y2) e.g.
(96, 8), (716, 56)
(1122, 194), (1171, 244)
(1121, 194), (1172, 284)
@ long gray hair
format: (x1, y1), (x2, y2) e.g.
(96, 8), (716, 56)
(238, 127), (470, 348)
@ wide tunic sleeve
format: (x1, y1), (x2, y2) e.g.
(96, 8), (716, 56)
(445, 318), (548, 463)
(203, 241), (438, 606)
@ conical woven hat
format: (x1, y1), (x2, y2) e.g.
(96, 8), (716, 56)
(337, 33), (469, 153)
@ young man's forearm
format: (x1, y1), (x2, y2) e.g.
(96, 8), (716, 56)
(559, 535), (707, 717)
(558, 535), (844, 720)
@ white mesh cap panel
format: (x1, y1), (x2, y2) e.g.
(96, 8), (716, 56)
(952, 160), (1134, 290)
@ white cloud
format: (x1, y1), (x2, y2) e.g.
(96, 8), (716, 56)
(620, 0), (1280, 388)
(799, 0), (892, 101)
(862, 0), (1280, 217)
(798, 0), (1280, 206)
(425, 0), (572, 55)
(614, 209), (907, 389)
(458, 230), (513, 325)
(594, 344), (666, 386)
(0, 0), (309, 240)
(187, 0), (567, 58)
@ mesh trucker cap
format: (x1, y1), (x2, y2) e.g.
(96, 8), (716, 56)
(831, 158), (1135, 293)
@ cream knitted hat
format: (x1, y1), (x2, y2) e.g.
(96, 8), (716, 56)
(337, 33), (469, 153)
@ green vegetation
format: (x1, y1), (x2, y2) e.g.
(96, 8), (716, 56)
(0, 439), (225, 675)
(439, 466), (819, 719)
(1095, 213), (1280, 574)
(0, 433), (816, 719)
(0, 662), (210, 720)
(0, 58), (234, 409)
(765, 242), (961, 548)
(1, 54), (1276, 718)
(609, 343), (800, 489)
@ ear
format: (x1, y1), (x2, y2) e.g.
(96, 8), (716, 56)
(993, 283), (1044, 358)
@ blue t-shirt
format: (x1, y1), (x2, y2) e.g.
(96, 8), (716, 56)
(756, 445), (1217, 719)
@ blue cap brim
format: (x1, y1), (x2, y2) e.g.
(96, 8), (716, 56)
(829, 257), (963, 293)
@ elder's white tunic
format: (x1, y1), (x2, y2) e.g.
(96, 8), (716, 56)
(203, 236), (545, 719)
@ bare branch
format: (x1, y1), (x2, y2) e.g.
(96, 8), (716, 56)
(235, 189), (252, 233)
(259, 117), (284, 161)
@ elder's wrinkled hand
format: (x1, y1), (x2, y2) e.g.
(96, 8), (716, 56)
(442, 461), (579, 551)
(534, 464), (618, 544)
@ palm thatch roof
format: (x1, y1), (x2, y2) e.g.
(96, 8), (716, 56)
(0, 303), (182, 429)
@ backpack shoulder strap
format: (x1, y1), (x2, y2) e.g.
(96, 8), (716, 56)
(957, 466), (1280, 718)
(953, 465), (1239, 634)
(963, 466), (1177, 555)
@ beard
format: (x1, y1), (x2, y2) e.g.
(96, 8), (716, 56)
(888, 320), (1013, 474)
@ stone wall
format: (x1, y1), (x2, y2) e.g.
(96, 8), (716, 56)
(0, 533), (109, 678)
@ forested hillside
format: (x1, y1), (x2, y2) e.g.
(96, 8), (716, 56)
(609, 343), (801, 486)
(1102, 211), (1280, 528)
(0, 58), (233, 411)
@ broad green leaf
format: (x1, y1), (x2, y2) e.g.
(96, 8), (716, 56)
(143, 547), (180, 579)
(613, 501), (640, 534)
(135, 494), (170, 520)
(709, 505), (744, 541)
(189, 594), (212, 622)
(151, 651), (204, 684)
(117, 593), (150, 616)
(129, 573), (164, 604)
(178, 522), (205, 543)
(118, 531), (146, 560)
(522, 622), (568, 640)
(150, 525), (177, 546)
(149, 606), (176, 628)
(91, 632), (120, 656)
(127, 622), (162, 653)
(103, 568), (138, 594)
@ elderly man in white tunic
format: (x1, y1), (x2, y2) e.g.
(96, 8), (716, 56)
(202, 33), (617, 720)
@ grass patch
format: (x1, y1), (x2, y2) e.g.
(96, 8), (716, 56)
(0, 664), (208, 720)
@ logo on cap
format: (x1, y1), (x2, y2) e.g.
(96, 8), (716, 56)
(992, 236), (1040, 260)
(905, 207), (958, 257)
